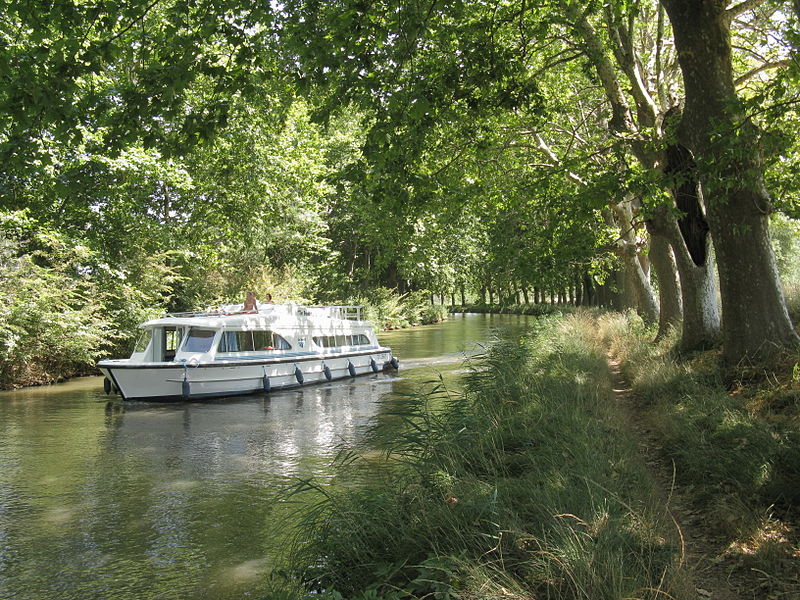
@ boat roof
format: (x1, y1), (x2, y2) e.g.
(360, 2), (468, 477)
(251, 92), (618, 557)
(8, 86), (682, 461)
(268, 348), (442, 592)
(140, 303), (369, 329)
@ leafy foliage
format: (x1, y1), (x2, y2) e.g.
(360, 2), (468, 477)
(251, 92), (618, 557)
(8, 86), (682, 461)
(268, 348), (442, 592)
(0, 231), (112, 387)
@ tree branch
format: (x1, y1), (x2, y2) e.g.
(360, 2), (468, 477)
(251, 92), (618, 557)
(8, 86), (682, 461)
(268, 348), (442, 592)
(534, 133), (587, 186)
(101, 0), (162, 47)
(735, 59), (791, 86)
(725, 0), (768, 24)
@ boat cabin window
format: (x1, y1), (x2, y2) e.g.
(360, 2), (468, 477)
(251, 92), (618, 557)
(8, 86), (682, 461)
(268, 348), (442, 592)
(182, 328), (217, 353)
(218, 330), (291, 352)
(162, 327), (183, 361)
(313, 334), (371, 348)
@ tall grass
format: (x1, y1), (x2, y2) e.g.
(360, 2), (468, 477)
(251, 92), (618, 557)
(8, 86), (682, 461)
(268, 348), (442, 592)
(279, 312), (688, 599)
(596, 312), (800, 597)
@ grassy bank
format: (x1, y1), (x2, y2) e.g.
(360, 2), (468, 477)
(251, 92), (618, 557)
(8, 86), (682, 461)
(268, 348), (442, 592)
(600, 313), (800, 598)
(274, 312), (691, 599)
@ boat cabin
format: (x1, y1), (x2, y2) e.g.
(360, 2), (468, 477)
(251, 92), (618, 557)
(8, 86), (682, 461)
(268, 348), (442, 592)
(128, 304), (378, 364)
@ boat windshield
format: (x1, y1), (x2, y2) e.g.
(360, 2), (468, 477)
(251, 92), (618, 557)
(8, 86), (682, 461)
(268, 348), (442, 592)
(182, 328), (217, 353)
(133, 330), (152, 353)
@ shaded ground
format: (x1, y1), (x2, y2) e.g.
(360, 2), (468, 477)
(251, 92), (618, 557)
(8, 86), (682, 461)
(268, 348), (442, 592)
(607, 355), (748, 600)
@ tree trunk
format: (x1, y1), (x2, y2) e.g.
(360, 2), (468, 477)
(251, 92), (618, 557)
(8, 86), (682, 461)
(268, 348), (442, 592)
(460, 284), (466, 306)
(622, 244), (660, 323)
(522, 288), (529, 304)
(662, 0), (799, 363)
(656, 133), (721, 350)
(582, 273), (595, 307)
(645, 223), (683, 340)
(609, 203), (659, 323)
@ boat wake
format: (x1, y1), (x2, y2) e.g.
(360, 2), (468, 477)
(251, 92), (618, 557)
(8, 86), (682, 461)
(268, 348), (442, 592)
(392, 351), (482, 371)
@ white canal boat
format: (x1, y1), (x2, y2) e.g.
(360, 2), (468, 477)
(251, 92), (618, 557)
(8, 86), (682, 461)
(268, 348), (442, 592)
(98, 303), (398, 401)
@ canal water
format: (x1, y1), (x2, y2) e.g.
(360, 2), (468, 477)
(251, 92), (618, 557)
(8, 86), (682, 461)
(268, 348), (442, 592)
(0, 314), (534, 600)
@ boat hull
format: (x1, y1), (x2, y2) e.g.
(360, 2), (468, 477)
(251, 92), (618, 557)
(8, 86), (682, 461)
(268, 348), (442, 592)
(99, 348), (396, 401)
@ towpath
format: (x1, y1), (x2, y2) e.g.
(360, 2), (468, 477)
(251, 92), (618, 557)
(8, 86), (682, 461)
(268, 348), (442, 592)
(607, 354), (746, 600)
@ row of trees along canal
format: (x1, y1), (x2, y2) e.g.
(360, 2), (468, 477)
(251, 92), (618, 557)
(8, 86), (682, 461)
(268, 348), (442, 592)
(3, 0), (800, 383)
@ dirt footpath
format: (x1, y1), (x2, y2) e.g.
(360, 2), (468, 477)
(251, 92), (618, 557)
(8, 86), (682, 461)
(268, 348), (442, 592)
(607, 355), (748, 600)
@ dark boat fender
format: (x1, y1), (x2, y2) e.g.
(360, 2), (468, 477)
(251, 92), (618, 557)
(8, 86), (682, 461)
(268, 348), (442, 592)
(370, 358), (379, 373)
(347, 361), (356, 377)
(181, 375), (191, 400)
(103, 377), (112, 394)
(294, 365), (304, 384)
(263, 374), (271, 392)
(323, 365), (332, 381)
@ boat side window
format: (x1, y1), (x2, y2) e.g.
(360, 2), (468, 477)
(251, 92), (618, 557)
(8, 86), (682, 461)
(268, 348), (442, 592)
(183, 328), (216, 353)
(312, 335), (336, 348)
(162, 327), (183, 361)
(313, 334), (370, 348)
(252, 331), (291, 350)
(218, 330), (291, 352)
(345, 334), (371, 346)
(218, 331), (238, 352)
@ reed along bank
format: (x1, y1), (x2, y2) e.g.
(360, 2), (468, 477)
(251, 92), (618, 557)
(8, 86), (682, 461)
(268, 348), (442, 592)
(273, 311), (719, 599)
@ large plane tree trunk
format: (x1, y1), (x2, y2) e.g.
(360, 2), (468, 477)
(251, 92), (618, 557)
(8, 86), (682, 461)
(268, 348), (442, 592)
(645, 219), (683, 340)
(609, 202), (659, 324)
(661, 0), (799, 363)
(659, 134), (721, 351)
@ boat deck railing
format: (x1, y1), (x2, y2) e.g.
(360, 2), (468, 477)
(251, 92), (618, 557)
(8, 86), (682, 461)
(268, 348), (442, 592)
(163, 304), (366, 321)
(312, 305), (364, 321)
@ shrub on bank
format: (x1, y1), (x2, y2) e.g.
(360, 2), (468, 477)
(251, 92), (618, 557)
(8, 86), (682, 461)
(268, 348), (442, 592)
(0, 236), (113, 388)
(280, 313), (685, 599)
(356, 288), (448, 330)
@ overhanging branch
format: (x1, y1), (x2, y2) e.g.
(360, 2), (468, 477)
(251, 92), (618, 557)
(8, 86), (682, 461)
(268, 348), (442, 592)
(725, 0), (768, 24)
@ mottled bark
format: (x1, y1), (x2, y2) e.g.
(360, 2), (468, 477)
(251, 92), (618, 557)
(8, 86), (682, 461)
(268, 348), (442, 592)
(609, 203), (660, 324)
(645, 221), (683, 340)
(661, 0), (799, 363)
(659, 132), (721, 350)
(650, 206), (721, 350)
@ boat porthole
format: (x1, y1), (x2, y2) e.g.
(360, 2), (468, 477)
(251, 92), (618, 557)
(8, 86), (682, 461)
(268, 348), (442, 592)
(323, 365), (332, 381)
(295, 365), (304, 384)
(370, 358), (379, 372)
